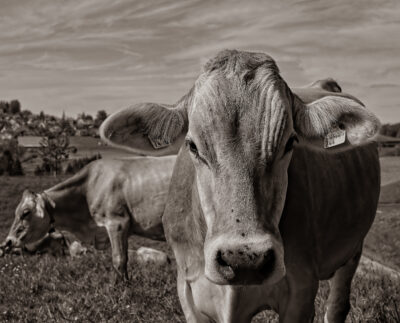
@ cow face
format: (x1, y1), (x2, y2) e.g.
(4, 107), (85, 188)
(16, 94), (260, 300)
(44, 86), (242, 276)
(100, 50), (380, 286)
(184, 60), (294, 284)
(3, 190), (54, 249)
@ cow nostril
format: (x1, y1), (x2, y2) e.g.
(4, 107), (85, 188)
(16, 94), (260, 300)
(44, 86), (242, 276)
(262, 249), (276, 272)
(5, 239), (12, 248)
(216, 250), (229, 267)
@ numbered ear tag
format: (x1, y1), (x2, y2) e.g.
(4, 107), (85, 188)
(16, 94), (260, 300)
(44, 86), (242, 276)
(324, 129), (346, 148)
(148, 136), (170, 149)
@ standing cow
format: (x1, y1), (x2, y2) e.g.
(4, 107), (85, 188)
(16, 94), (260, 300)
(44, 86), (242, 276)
(2, 156), (175, 281)
(101, 50), (380, 322)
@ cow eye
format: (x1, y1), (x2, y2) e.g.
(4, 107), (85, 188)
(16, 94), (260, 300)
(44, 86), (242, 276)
(21, 209), (30, 218)
(284, 134), (298, 154)
(186, 139), (199, 156)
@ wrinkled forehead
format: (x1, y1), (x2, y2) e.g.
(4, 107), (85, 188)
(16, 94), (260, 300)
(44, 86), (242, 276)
(190, 74), (243, 118)
(188, 69), (291, 160)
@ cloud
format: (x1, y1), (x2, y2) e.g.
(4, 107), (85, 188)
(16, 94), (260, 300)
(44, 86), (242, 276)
(0, 0), (399, 121)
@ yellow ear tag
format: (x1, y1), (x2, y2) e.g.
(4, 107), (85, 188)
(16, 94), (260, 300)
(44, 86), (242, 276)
(324, 129), (346, 148)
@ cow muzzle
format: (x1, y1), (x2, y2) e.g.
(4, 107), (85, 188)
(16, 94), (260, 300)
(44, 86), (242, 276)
(204, 234), (285, 285)
(1, 236), (21, 252)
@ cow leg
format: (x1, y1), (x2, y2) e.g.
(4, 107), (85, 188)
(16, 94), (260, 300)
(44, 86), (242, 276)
(279, 277), (319, 323)
(324, 250), (362, 323)
(177, 273), (212, 323)
(105, 219), (130, 283)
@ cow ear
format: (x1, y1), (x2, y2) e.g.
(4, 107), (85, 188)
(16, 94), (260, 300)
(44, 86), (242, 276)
(309, 78), (342, 93)
(293, 95), (380, 147)
(35, 194), (46, 218)
(100, 95), (190, 156)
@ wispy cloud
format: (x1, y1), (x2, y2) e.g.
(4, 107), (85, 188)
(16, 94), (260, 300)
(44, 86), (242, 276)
(0, 0), (399, 121)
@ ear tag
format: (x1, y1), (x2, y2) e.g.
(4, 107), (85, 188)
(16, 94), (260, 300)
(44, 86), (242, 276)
(148, 136), (170, 149)
(324, 129), (346, 148)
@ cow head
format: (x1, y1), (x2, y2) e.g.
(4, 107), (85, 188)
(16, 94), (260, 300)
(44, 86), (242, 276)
(3, 190), (55, 249)
(100, 50), (380, 285)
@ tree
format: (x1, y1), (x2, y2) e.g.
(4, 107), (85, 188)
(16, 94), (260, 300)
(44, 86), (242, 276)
(21, 109), (33, 121)
(0, 149), (24, 176)
(0, 101), (9, 113)
(11, 159), (24, 176)
(95, 110), (108, 127)
(38, 135), (76, 176)
(77, 112), (93, 121)
(60, 111), (75, 136)
(9, 100), (21, 114)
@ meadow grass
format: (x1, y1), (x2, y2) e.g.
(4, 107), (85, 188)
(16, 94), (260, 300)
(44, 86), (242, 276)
(0, 176), (399, 322)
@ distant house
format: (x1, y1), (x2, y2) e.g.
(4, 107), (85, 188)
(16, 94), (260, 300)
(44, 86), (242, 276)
(17, 136), (42, 148)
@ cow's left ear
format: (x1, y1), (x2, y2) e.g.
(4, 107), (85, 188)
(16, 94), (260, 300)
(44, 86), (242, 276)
(100, 93), (190, 156)
(293, 95), (380, 146)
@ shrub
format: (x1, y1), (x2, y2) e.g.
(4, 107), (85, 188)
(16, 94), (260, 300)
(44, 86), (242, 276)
(64, 153), (102, 174)
(0, 150), (24, 176)
(10, 159), (24, 176)
(34, 165), (43, 176)
(38, 135), (75, 176)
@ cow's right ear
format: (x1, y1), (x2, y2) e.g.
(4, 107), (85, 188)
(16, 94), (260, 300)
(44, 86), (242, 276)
(22, 189), (34, 197)
(100, 101), (188, 156)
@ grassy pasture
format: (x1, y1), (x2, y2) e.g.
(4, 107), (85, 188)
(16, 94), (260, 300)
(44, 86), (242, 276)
(380, 156), (400, 186)
(0, 166), (399, 322)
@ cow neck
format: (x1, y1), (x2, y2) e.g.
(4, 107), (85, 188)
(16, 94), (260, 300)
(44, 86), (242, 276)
(40, 192), (56, 226)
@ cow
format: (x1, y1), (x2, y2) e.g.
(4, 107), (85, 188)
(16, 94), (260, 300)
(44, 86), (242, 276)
(100, 50), (380, 322)
(2, 156), (175, 282)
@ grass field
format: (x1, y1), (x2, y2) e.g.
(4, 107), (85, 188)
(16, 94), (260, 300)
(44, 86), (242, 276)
(0, 171), (399, 322)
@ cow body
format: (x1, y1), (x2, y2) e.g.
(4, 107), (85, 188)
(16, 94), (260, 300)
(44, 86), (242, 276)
(47, 157), (174, 242)
(4, 156), (175, 281)
(100, 50), (381, 322)
(164, 139), (379, 321)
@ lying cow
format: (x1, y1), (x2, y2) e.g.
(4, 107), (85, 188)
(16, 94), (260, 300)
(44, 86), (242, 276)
(0, 230), (68, 257)
(101, 50), (380, 322)
(5, 230), (87, 257)
(3, 156), (175, 281)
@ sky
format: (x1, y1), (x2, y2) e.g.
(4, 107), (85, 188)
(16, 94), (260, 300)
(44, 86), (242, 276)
(0, 0), (399, 122)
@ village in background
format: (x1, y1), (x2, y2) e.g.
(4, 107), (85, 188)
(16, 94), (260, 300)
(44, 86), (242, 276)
(0, 100), (133, 177)
(1, 99), (400, 177)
